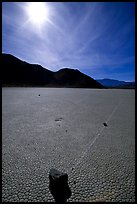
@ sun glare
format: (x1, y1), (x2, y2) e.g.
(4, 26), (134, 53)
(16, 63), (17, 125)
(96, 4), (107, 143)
(26, 2), (50, 27)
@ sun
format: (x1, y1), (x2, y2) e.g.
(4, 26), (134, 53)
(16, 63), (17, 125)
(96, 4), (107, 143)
(26, 2), (50, 27)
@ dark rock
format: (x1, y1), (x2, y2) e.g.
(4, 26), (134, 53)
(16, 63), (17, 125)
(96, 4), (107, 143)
(38, 94), (40, 96)
(49, 168), (71, 202)
(103, 122), (108, 127)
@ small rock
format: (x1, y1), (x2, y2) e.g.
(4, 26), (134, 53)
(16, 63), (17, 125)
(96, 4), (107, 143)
(103, 122), (108, 127)
(38, 94), (40, 96)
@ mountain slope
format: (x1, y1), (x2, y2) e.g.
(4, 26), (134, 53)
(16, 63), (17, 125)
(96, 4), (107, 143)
(54, 68), (103, 88)
(2, 53), (103, 88)
(2, 53), (55, 86)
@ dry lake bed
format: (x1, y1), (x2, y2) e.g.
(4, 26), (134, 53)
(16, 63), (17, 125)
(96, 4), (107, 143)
(2, 88), (135, 202)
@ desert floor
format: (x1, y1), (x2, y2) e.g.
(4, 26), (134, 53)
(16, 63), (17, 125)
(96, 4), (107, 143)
(2, 88), (135, 202)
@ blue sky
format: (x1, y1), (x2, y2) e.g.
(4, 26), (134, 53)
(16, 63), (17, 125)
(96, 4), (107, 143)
(2, 2), (135, 81)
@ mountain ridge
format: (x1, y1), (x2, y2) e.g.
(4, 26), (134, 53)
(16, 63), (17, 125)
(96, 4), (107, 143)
(2, 53), (103, 88)
(97, 78), (135, 88)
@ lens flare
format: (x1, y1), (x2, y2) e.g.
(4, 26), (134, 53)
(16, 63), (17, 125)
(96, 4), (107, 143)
(26, 2), (50, 26)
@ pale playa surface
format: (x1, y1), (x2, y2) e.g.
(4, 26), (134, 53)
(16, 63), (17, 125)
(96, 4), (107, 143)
(2, 88), (135, 202)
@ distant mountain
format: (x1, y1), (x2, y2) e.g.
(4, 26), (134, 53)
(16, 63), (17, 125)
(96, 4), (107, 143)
(97, 78), (135, 88)
(54, 68), (103, 88)
(116, 82), (135, 89)
(2, 53), (103, 88)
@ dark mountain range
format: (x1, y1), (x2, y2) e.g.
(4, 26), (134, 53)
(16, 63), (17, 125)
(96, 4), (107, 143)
(116, 82), (135, 89)
(97, 78), (135, 88)
(54, 68), (102, 88)
(2, 53), (103, 88)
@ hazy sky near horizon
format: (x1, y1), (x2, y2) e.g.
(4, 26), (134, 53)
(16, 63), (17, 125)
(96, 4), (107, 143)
(2, 2), (135, 81)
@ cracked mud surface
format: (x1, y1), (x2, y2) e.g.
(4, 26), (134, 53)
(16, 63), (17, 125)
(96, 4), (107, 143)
(2, 88), (135, 202)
